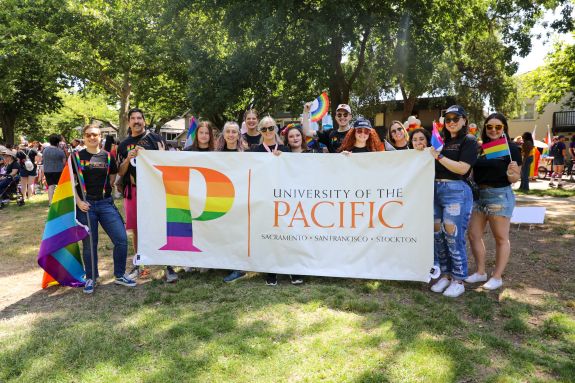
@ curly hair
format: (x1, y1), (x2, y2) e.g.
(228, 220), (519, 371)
(338, 128), (384, 152)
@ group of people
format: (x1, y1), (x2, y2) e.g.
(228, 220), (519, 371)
(43, 103), (525, 298)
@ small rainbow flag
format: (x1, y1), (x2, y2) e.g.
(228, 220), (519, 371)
(482, 134), (510, 159)
(310, 92), (329, 122)
(431, 121), (444, 151)
(184, 116), (198, 148)
(37, 156), (89, 288)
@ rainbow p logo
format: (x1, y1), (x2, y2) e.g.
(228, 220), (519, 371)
(155, 166), (235, 252)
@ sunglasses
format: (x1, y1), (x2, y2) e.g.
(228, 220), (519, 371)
(259, 126), (275, 132)
(336, 113), (349, 118)
(485, 124), (504, 132)
(84, 133), (100, 138)
(391, 127), (404, 134)
(444, 116), (461, 124)
(355, 128), (371, 135)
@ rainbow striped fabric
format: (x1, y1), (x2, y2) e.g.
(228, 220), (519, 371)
(184, 116), (198, 148)
(431, 121), (444, 151)
(155, 166), (235, 251)
(310, 92), (330, 122)
(482, 136), (510, 159)
(38, 156), (89, 288)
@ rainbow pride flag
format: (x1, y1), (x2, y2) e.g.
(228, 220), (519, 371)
(38, 156), (89, 288)
(184, 116), (198, 148)
(310, 92), (329, 122)
(431, 121), (444, 151)
(482, 135), (510, 159)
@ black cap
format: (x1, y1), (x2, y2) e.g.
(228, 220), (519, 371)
(444, 105), (466, 117)
(353, 118), (372, 129)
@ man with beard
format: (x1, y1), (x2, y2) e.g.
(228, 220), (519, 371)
(117, 108), (178, 283)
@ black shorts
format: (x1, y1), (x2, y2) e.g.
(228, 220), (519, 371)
(45, 172), (62, 186)
(553, 158), (565, 166)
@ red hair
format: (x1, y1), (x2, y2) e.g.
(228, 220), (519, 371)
(338, 128), (384, 152)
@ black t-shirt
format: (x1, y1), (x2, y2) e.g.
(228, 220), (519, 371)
(183, 146), (211, 152)
(394, 144), (409, 150)
(223, 145), (239, 152)
(473, 142), (522, 187)
(351, 146), (370, 153)
(74, 149), (118, 200)
(435, 134), (478, 180)
(327, 129), (350, 153)
(3, 161), (20, 177)
(251, 143), (289, 152)
(243, 133), (262, 150)
(117, 131), (164, 185)
(551, 142), (566, 160)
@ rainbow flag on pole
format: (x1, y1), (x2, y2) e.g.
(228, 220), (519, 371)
(37, 156), (89, 288)
(431, 121), (444, 151)
(481, 134), (511, 159)
(310, 92), (330, 122)
(184, 116), (198, 148)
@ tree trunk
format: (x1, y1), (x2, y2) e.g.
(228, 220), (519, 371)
(118, 75), (131, 139)
(0, 110), (17, 145)
(402, 95), (417, 120)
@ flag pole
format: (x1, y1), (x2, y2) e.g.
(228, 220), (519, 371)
(69, 149), (96, 284)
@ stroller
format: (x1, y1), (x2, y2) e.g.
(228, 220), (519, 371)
(0, 175), (25, 209)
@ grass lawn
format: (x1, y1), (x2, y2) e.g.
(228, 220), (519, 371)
(0, 194), (574, 382)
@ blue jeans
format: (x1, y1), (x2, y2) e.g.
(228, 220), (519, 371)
(473, 186), (515, 217)
(77, 197), (128, 280)
(434, 180), (473, 280)
(519, 156), (532, 190)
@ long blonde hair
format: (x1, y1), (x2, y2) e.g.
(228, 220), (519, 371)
(258, 116), (283, 144)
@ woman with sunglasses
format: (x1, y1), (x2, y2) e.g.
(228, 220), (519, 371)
(466, 113), (521, 290)
(429, 105), (478, 298)
(409, 128), (431, 150)
(339, 118), (384, 153)
(251, 116), (288, 154)
(75, 124), (136, 294)
(386, 120), (409, 150)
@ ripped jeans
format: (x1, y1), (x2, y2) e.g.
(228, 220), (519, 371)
(433, 180), (473, 280)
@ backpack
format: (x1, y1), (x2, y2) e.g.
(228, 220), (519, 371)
(20, 150), (34, 171)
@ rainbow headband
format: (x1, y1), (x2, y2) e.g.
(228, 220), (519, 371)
(310, 92), (330, 122)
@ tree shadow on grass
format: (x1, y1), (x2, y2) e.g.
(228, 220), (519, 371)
(1, 269), (574, 382)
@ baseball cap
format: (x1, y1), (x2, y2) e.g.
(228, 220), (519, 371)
(336, 104), (352, 114)
(444, 105), (466, 117)
(353, 118), (372, 129)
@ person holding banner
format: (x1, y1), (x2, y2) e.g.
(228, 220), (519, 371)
(183, 121), (216, 152)
(252, 116), (288, 154)
(242, 109), (261, 151)
(216, 121), (247, 152)
(466, 113), (521, 290)
(75, 124), (136, 294)
(339, 118), (384, 153)
(409, 128), (431, 150)
(284, 124), (310, 153)
(386, 120), (409, 150)
(117, 108), (171, 281)
(429, 105), (478, 298)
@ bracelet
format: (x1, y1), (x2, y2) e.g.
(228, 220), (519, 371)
(437, 154), (444, 160)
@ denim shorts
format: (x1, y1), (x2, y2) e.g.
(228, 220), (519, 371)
(473, 185), (515, 217)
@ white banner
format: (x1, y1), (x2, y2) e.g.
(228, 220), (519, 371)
(136, 149), (435, 281)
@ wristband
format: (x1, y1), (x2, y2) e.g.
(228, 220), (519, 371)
(437, 154), (444, 160)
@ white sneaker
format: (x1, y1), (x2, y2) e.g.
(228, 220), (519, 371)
(431, 277), (450, 293)
(464, 272), (488, 283)
(443, 280), (465, 297)
(482, 277), (503, 290)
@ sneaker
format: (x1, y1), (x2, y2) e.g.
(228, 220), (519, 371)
(431, 277), (450, 293)
(482, 277), (503, 290)
(464, 272), (488, 284)
(223, 270), (246, 283)
(443, 280), (465, 297)
(549, 182), (555, 187)
(429, 265), (441, 280)
(265, 273), (277, 286)
(557, 183), (564, 189)
(165, 266), (178, 283)
(290, 275), (304, 285)
(128, 266), (150, 280)
(83, 279), (95, 294)
(115, 274), (137, 287)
